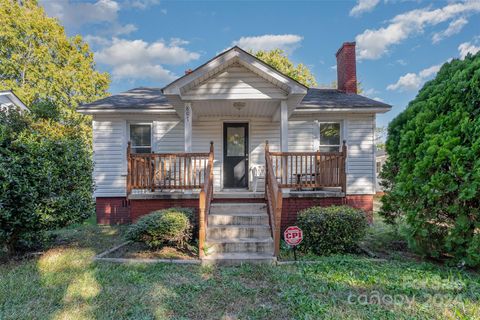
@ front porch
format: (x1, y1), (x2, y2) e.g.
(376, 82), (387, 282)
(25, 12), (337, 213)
(125, 141), (349, 261)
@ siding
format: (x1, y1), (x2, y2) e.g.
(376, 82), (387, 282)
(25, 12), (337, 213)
(346, 116), (375, 194)
(92, 117), (126, 197)
(92, 113), (375, 196)
(185, 63), (288, 99)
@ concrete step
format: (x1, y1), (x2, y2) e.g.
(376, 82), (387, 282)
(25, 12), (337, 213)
(207, 225), (271, 240)
(208, 212), (269, 226)
(201, 252), (276, 266)
(210, 203), (267, 215)
(205, 238), (274, 254)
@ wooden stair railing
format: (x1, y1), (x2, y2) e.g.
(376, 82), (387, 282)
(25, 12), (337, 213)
(265, 141), (282, 257)
(199, 142), (214, 259)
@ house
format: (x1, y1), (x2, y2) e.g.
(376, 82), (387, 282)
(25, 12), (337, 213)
(375, 149), (388, 194)
(78, 42), (391, 263)
(0, 90), (28, 112)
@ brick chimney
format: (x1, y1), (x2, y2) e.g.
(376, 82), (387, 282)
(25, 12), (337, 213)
(336, 42), (357, 94)
(185, 69), (192, 75)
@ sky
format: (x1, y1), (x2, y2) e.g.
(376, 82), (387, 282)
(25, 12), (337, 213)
(40, 0), (480, 127)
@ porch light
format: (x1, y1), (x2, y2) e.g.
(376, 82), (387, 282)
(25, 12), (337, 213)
(233, 101), (246, 111)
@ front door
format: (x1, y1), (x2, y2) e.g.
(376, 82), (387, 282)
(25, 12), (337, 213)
(223, 123), (248, 189)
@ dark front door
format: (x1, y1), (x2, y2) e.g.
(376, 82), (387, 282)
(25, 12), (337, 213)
(223, 123), (248, 189)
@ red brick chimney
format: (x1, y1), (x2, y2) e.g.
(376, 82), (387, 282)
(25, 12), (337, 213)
(336, 42), (357, 94)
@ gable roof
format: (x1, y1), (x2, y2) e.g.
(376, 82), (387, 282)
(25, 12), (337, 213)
(78, 87), (391, 113)
(162, 46), (308, 94)
(162, 46), (308, 98)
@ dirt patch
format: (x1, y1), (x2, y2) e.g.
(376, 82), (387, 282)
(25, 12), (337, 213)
(105, 242), (197, 260)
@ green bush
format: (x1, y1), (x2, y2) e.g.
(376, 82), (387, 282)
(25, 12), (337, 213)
(0, 108), (94, 252)
(126, 208), (193, 249)
(297, 205), (368, 255)
(380, 52), (480, 267)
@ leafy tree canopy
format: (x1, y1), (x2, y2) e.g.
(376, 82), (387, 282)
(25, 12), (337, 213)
(253, 49), (317, 87)
(380, 52), (480, 267)
(0, 0), (110, 117)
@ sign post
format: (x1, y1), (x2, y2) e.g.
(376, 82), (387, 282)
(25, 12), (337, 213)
(284, 226), (303, 261)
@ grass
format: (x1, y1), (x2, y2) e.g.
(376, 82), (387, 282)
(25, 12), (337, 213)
(1, 219), (480, 319)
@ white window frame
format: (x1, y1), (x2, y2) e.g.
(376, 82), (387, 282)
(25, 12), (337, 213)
(318, 121), (342, 152)
(128, 122), (153, 154)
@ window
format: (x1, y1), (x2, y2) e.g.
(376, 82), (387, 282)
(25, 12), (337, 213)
(319, 122), (341, 152)
(130, 124), (152, 153)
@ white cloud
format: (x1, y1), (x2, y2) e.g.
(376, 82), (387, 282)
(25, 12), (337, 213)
(387, 64), (442, 91)
(112, 63), (175, 82)
(432, 17), (468, 43)
(373, 97), (385, 102)
(95, 38), (200, 82)
(41, 0), (137, 36)
(125, 0), (160, 9)
(42, 0), (119, 28)
(350, 0), (381, 17)
(356, 1), (480, 60)
(458, 41), (480, 59)
(231, 34), (303, 54)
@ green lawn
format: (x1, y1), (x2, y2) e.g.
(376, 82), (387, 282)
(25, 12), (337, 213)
(1, 221), (479, 319)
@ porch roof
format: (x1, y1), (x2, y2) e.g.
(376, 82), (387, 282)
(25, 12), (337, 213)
(77, 87), (391, 114)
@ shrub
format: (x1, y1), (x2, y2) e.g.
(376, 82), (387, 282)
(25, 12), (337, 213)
(380, 52), (480, 267)
(0, 108), (94, 253)
(297, 205), (368, 255)
(126, 208), (193, 249)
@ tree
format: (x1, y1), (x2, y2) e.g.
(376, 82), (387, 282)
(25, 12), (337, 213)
(0, 0), (110, 117)
(0, 108), (94, 252)
(380, 52), (480, 267)
(253, 49), (317, 87)
(375, 126), (387, 151)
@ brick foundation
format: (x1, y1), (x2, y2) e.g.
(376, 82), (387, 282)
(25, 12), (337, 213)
(95, 194), (373, 226)
(95, 197), (131, 225)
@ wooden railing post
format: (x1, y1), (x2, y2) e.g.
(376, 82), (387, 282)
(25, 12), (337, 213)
(199, 190), (206, 258)
(274, 189), (282, 256)
(341, 140), (347, 193)
(127, 141), (132, 195)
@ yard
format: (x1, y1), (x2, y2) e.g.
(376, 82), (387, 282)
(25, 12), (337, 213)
(1, 214), (479, 320)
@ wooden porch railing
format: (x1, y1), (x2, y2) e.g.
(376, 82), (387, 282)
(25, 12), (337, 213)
(268, 141), (347, 192)
(127, 143), (211, 194)
(265, 141), (282, 257)
(199, 142), (214, 258)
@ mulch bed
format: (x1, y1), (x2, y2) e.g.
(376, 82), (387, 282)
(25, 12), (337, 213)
(104, 242), (197, 260)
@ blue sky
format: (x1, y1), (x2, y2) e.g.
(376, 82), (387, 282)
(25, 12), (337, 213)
(41, 0), (480, 127)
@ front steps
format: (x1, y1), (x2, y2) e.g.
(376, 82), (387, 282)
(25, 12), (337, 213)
(203, 203), (275, 265)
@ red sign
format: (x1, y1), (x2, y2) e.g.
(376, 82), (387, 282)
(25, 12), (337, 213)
(284, 226), (303, 246)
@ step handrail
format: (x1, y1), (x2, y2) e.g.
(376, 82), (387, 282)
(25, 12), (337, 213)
(264, 140), (282, 257)
(199, 142), (214, 258)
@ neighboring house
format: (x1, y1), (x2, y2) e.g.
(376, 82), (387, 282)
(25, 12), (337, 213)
(375, 149), (388, 193)
(78, 42), (391, 263)
(0, 90), (28, 112)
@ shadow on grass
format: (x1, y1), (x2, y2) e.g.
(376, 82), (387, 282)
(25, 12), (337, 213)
(1, 223), (480, 319)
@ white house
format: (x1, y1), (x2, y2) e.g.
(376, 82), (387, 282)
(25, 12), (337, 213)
(78, 43), (390, 263)
(0, 90), (28, 112)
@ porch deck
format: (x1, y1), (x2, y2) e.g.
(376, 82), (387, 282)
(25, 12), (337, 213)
(125, 141), (347, 261)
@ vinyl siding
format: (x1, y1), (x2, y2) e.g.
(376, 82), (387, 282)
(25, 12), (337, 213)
(92, 113), (375, 196)
(185, 63), (288, 100)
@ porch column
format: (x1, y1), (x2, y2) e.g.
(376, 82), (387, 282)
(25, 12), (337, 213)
(280, 101), (288, 152)
(184, 102), (192, 152)
(280, 100), (289, 186)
